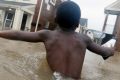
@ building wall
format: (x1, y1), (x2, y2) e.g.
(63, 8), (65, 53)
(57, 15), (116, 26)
(31, 0), (63, 31)
(115, 15), (120, 52)
(0, 11), (3, 30)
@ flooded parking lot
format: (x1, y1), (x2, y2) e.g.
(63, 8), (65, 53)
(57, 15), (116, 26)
(0, 38), (119, 80)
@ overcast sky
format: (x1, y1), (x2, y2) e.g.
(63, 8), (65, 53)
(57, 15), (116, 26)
(71, 0), (117, 31)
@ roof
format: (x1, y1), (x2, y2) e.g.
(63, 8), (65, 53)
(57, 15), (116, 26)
(105, 0), (120, 15)
(0, 1), (34, 7)
(0, 1), (35, 14)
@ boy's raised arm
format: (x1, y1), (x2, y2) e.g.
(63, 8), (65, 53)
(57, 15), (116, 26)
(85, 35), (114, 60)
(0, 30), (50, 42)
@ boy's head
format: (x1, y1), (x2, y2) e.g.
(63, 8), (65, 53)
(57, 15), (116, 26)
(55, 1), (81, 31)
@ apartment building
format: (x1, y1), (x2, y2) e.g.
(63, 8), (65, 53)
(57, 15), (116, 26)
(0, 0), (69, 31)
(0, 0), (36, 31)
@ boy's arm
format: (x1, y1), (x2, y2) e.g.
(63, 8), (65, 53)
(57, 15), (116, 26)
(85, 35), (114, 60)
(0, 30), (50, 42)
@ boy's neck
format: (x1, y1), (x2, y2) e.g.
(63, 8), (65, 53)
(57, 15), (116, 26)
(58, 28), (76, 34)
(59, 28), (75, 32)
(56, 25), (77, 34)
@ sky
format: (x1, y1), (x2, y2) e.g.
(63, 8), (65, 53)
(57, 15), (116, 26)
(71, 0), (117, 31)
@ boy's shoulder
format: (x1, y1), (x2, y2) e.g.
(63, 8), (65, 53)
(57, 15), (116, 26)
(76, 33), (89, 39)
(37, 30), (54, 40)
(37, 30), (54, 35)
(77, 33), (92, 44)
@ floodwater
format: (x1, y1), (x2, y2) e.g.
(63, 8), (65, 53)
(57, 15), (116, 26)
(0, 38), (52, 80)
(0, 38), (120, 80)
(81, 50), (120, 80)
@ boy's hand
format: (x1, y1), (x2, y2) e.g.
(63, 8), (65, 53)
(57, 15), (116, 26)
(102, 46), (115, 60)
(86, 35), (115, 60)
(101, 39), (116, 60)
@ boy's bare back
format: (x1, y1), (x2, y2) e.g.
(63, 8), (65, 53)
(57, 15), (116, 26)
(43, 30), (113, 79)
(44, 30), (87, 79)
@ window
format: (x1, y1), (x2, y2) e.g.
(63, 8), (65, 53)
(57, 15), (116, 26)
(105, 15), (117, 34)
(7, 13), (13, 20)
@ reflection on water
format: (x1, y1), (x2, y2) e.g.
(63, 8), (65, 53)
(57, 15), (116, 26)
(0, 38), (120, 80)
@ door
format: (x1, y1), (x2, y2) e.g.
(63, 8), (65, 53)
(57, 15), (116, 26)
(3, 12), (14, 30)
(21, 14), (28, 31)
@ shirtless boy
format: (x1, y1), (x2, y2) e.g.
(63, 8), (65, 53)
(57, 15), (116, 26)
(0, 1), (114, 80)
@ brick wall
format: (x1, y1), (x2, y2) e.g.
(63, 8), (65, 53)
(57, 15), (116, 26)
(31, 0), (62, 31)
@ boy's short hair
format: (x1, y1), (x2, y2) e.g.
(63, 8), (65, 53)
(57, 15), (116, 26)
(56, 1), (81, 31)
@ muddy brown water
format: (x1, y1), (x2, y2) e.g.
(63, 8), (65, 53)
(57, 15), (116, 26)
(0, 38), (119, 80)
